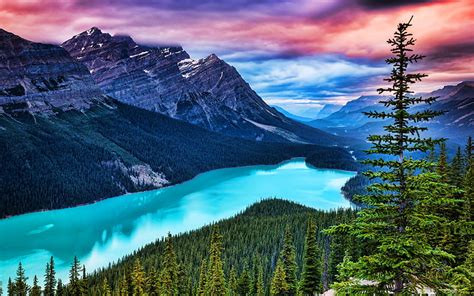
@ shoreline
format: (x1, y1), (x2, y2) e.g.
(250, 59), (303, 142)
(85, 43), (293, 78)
(1, 157), (357, 221)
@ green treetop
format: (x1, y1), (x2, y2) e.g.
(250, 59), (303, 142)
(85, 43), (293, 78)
(327, 17), (461, 294)
(270, 258), (288, 296)
(44, 257), (56, 296)
(280, 226), (298, 295)
(300, 217), (322, 295)
(15, 262), (29, 296)
(205, 227), (227, 296)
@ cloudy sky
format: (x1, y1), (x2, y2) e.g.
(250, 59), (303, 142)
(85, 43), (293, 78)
(2, 0), (473, 116)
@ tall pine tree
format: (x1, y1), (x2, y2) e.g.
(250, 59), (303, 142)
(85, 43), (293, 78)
(68, 256), (82, 296)
(300, 217), (322, 295)
(14, 262), (28, 296)
(159, 233), (179, 295)
(44, 257), (56, 296)
(30, 276), (41, 296)
(327, 17), (460, 294)
(131, 258), (146, 296)
(270, 258), (288, 296)
(280, 227), (297, 295)
(205, 227), (226, 296)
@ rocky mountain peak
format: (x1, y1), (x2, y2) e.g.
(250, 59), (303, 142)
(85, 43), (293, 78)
(0, 28), (103, 113)
(61, 28), (344, 145)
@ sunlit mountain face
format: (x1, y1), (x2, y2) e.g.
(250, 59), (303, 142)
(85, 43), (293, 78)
(2, 0), (472, 116)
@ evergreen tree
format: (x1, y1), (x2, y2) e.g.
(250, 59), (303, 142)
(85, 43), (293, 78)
(270, 258), (288, 296)
(176, 264), (188, 295)
(466, 136), (473, 165)
(44, 257), (56, 296)
(237, 266), (251, 295)
(327, 17), (460, 294)
(146, 266), (159, 295)
(280, 227), (297, 295)
(99, 277), (111, 296)
(56, 279), (64, 296)
(450, 147), (464, 186)
(68, 256), (82, 296)
(15, 262), (29, 296)
(205, 227), (226, 296)
(463, 157), (474, 222)
(197, 259), (207, 296)
(81, 265), (88, 295)
(118, 273), (129, 296)
(131, 258), (146, 296)
(438, 142), (449, 182)
(7, 278), (14, 296)
(256, 266), (265, 296)
(30, 276), (41, 296)
(300, 217), (322, 295)
(228, 267), (238, 295)
(159, 233), (178, 295)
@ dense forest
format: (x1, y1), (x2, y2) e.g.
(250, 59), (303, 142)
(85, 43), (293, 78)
(3, 199), (360, 295)
(0, 99), (356, 218)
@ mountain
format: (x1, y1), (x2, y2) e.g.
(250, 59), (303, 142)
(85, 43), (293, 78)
(0, 29), (356, 217)
(61, 27), (349, 146)
(271, 105), (314, 122)
(0, 29), (104, 113)
(314, 103), (342, 119)
(307, 96), (389, 130)
(306, 82), (474, 144)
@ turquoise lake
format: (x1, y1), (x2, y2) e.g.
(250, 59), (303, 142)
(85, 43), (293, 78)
(0, 158), (355, 287)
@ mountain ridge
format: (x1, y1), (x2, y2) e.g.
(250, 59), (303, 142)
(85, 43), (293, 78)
(61, 27), (352, 146)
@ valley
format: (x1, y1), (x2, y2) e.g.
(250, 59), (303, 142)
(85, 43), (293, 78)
(0, 159), (355, 292)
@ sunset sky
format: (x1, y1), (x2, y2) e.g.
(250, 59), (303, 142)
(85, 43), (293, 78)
(1, 0), (473, 116)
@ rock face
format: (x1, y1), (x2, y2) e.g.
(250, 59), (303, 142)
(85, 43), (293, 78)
(62, 28), (344, 145)
(0, 29), (103, 113)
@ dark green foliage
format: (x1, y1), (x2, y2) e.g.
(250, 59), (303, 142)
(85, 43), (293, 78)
(159, 233), (179, 295)
(205, 227), (226, 295)
(270, 259), (288, 296)
(14, 263), (28, 296)
(7, 278), (13, 296)
(68, 256), (82, 296)
(4, 200), (357, 295)
(81, 200), (355, 294)
(327, 17), (463, 294)
(450, 147), (465, 186)
(30, 276), (41, 296)
(0, 99), (356, 218)
(56, 279), (64, 296)
(44, 257), (56, 296)
(280, 227), (298, 295)
(236, 266), (251, 296)
(300, 217), (322, 295)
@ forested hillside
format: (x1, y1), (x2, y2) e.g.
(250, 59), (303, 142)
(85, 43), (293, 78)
(4, 199), (361, 295)
(0, 99), (356, 218)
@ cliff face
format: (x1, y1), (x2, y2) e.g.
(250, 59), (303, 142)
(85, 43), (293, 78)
(62, 28), (344, 145)
(0, 29), (103, 113)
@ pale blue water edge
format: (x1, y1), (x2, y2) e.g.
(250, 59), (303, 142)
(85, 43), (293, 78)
(0, 158), (355, 288)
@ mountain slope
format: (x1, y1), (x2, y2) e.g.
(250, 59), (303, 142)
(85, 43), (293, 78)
(271, 105), (314, 122)
(61, 28), (349, 146)
(0, 29), (356, 217)
(307, 82), (474, 144)
(0, 29), (103, 113)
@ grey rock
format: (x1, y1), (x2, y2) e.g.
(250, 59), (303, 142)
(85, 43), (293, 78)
(62, 28), (344, 145)
(0, 29), (104, 113)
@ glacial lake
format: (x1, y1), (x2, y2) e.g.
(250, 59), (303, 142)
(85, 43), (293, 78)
(0, 158), (355, 288)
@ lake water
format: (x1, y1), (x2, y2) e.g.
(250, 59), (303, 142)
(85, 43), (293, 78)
(0, 158), (355, 288)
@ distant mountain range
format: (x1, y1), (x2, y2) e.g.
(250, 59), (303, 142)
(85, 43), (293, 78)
(0, 28), (356, 217)
(271, 105), (314, 122)
(307, 82), (474, 145)
(61, 27), (350, 146)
